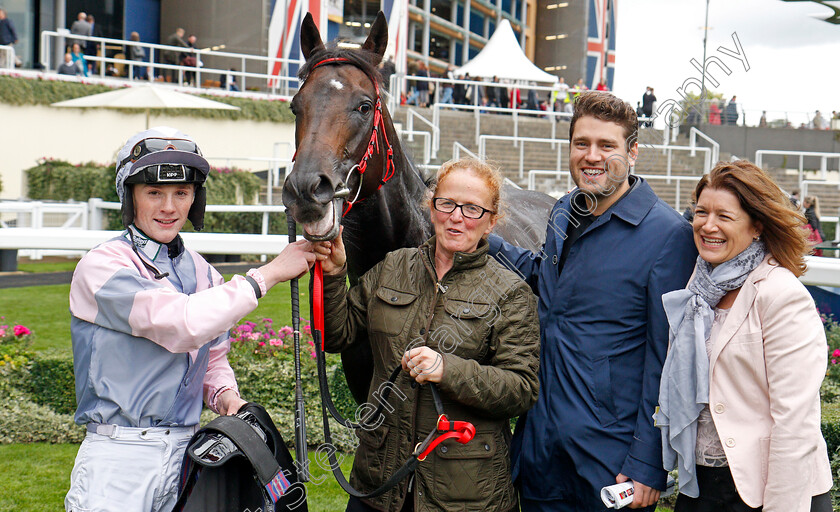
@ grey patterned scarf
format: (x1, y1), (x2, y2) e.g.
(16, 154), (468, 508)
(655, 240), (767, 498)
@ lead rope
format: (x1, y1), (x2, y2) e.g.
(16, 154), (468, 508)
(299, 55), (474, 499)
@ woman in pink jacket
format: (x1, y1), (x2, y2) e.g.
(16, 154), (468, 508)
(656, 160), (832, 512)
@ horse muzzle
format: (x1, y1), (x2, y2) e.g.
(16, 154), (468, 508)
(300, 198), (343, 241)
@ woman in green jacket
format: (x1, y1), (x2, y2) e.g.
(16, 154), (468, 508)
(316, 158), (540, 512)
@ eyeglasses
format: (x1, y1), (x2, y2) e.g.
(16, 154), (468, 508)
(432, 197), (495, 219)
(119, 138), (202, 171)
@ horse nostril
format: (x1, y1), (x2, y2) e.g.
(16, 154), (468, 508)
(312, 174), (335, 203)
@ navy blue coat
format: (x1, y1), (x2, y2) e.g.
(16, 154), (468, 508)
(489, 176), (697, 506)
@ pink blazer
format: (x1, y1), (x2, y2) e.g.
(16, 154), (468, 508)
(706, 256), (832, 511)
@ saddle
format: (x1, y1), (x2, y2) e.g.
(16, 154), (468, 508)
(173, 402), (308, 512)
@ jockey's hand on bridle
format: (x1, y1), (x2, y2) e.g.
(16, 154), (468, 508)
(316, 226), (346, 276)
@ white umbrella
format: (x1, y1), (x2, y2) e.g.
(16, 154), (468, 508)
(51, 84), (240, 129)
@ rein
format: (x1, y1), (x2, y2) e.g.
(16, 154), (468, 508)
(292, 55), (475, 500)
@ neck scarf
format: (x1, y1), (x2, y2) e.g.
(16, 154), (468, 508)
(655, 240), (767, 498)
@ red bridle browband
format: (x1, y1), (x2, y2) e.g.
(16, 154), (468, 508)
(306, 56), (396, 217)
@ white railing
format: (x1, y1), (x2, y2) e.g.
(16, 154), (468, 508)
(0, 44), (14, 69)
(204, 154), (293, 205)
(405, 109), (439, 160)
(0, 228), (290, 257)
(755, 150), (840, 183)
(478, 135), (567, 179)
(86, 199), (284, 236)
(478, 135), (710, 180)
(39, 31), (304, 94)
(689, 127), (719, 169)
(398, 130), (432, 164)
(525, 170), (703, 212)
(0, 200), (89, 259)
(452, 141), (479, 160)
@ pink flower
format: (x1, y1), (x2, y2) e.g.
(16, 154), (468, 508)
(13, 325), (30, 337)
(0, 328), (5, 337)
(307, 340), (315, 347)
(258, 341), (266, 347)
(310, 351), (316, 359)
(833, 359), (837, 365)
(239, 324), (253, 333)
(269, 339), (283, 347)
(833, 349), (840, 358)
(303, 325), (311, 335)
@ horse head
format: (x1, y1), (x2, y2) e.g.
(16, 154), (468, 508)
(283, 12), (392, 241)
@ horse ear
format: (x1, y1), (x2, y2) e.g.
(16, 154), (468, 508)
(300, 12), (325, 61)
(362, 11), (388, 64)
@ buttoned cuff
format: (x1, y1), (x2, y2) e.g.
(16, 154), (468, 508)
(246, 268), (267, 299)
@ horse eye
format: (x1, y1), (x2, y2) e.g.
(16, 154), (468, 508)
(357, 102), (372, 115)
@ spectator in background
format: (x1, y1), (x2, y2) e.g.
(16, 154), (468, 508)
(57, 52), (82, 75)
(69, 12), (90, 51)
(552, 77), (569, 114)
(378, 56), (395, 91)
(0, 8), (18, 47)
(813, 111), (826, 130)
(573, 78), (588, 100)
(499, 78), (510, 110)
(414, 60), (429, 107)
(595, 78), (609, 91)
(759, 110), (767, 127)
(804, 195), (826, 242)
(70, 42), (88, 77)
(708, 101), (722, 125)
(725, 96), (739, 125)
(220, 68), (239, 92)
(128, 32), (148, 80)
(162, 28), (187, 83)
(182, 34), (199, 86)
(439, 64), (454, 104)
(790, 188), (801, 210)
(84, 14), (101, 74)
(526, 82), (538, 111)
(641, 87), (656, 127)
(484, 76), (499, 107)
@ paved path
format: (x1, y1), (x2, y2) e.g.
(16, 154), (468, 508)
(0, 263), (255, 289)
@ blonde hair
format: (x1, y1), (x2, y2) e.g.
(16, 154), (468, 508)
(428, 158), (504, 221)
(804, 195), (821, 217)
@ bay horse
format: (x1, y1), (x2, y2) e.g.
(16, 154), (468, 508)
(282, 12), (554, 404)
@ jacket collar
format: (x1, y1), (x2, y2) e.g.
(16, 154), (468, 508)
(708, 255), (777, 368)
(125, 224), (185, 260)
(420, 235), (489, 274)
(573, 175), (657, 227)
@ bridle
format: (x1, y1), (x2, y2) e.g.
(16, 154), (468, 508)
(299, 56), (397, 217)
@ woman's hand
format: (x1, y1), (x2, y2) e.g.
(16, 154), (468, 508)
(315, 227), (347, 276)
(402, 347), (444, 384)
(217, 389), (248, 416)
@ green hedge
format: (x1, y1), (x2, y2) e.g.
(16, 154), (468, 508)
(24, 159), (283, 233)
(0, 76), (294, 124)
(0, 341), (359, 451)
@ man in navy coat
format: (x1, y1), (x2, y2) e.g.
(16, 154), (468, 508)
(490, 91), (697, 511)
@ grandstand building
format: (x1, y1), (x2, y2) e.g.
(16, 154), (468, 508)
(12, 0), (615, 89)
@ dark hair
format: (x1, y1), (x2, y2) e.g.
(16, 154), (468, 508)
(298, 46), (383, 86)
(694, 160), (809, 276)
(570, 91), (638, 146)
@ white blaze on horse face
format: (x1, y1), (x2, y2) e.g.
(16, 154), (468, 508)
(329, 79), (344, 91)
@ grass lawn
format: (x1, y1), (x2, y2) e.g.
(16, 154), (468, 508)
(0, 443), (354, 512)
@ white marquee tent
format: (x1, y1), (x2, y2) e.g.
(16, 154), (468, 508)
(454, 19), (558, 84)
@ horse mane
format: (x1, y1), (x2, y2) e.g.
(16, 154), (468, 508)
(298, 46), (384, 86)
